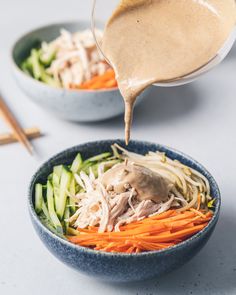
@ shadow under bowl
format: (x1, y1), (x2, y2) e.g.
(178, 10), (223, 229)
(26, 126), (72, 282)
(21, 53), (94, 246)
(28, 139), (221, 282)
(11, 21), (148, 122)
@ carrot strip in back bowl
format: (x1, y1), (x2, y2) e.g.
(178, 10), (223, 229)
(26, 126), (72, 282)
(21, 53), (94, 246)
(70, 69), (118, 90)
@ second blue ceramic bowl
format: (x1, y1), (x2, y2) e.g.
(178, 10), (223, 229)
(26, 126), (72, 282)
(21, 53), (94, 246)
(11, 21), (149, 122)
(28, 140), (221, 282)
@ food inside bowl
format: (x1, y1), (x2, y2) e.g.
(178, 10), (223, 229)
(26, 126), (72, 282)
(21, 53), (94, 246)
(34, 144), (215, 253)
(20, 28), (117, 90)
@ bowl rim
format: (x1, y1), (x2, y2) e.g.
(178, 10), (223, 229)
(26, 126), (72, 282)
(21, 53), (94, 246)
(28, 139), (221, 257)
(10, 20), (119, 94)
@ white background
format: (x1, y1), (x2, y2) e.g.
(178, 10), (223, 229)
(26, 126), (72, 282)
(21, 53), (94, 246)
(0, 1), (236, 294)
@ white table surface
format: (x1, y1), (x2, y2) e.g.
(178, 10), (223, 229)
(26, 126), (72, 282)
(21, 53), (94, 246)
(1, 1), (236, 294)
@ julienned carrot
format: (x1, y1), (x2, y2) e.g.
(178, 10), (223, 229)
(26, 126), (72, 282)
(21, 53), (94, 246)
(70, 69), (118, 90)
(120, 211), (200, 230)
(197, 194), (201, 211)
(104, 79), (117, 88)
(190, 208), (206, 218)
(79, 70), (115, 87)
(67, 209), (213, 253)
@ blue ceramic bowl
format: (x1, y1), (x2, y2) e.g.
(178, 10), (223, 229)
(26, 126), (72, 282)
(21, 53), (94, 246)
(11, 21), (148, 122)
(28, 140), (221, 282)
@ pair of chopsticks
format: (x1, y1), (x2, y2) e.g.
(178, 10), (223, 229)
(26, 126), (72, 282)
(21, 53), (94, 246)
(0, 127), (41, 146)
(0, 96), (38, 154)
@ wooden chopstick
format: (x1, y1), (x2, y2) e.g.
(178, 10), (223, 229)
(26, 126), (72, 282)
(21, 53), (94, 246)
(0, 96), (34, 154)
(0, 127), (41, 145)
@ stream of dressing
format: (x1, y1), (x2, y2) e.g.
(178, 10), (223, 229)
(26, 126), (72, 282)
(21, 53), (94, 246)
(102, 0), (236, 144)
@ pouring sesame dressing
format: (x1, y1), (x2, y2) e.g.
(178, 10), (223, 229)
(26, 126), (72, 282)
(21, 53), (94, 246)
(102, 0), (236, 144)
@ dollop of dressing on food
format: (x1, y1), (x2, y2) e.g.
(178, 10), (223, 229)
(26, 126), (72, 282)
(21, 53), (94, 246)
(102, 0), (236, 144)
(101, 163), (172, 203)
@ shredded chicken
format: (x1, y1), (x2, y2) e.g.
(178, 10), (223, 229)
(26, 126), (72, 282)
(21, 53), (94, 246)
(69, 163), (182, 232)
(43, 28), (110, 88)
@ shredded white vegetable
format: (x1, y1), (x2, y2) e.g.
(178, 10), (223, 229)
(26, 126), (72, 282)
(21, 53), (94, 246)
(114, 144), (211, 200)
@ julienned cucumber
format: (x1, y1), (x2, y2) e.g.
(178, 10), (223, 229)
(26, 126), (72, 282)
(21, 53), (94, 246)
(71, 153), (83, 173)
(35, 183), (43, 214)
(53, 165), (63, 183)
(34, 150), (121, 235)
(31, 49), (42, 80)
(46, 181), (63, 234)
(41, 71), (60, 88)
(69, 178), (76, 214)
(21, 48), (60, 88)
(35, 183), (50, 219)
(67, 227), (80, 236)
(84, 152), (111, 164)
(52, 165), (63, 211)
(56, 167), (72, 220)
(41, 199), (50, 221)
(64, 199), (70, 232)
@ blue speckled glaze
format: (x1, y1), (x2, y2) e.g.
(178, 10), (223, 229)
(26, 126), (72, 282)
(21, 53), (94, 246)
(28, 140), (221, 282)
